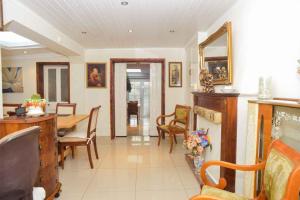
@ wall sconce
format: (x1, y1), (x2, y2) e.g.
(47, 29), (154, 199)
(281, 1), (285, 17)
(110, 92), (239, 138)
(297, 59), (300, 74)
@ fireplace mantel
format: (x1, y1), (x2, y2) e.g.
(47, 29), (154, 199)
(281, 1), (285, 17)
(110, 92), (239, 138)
(192, 92), (239, 192)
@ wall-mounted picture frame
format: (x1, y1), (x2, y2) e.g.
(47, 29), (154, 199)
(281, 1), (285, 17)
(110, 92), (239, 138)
(205, 56), (228, 81)
(86, 63), (106, 88)
(169, 62), (182, 87)
(2, 67), (24, 93)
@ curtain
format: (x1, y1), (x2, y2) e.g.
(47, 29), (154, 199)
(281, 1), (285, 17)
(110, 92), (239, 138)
(115, 63), (127, 136)
(149, 63), (162, 136)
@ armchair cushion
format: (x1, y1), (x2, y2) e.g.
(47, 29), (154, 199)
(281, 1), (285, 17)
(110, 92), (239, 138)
(264, 149), (294, 200)
(200, 185), (248, 200)
(175, 108), (188, 123)
(158, 124), (185, 133)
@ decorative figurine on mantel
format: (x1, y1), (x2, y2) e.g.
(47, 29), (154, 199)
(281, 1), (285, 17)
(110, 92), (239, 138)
(200, 69), (215, 93)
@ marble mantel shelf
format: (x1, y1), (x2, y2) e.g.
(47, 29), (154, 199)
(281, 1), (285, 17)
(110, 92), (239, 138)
(249, 99), (300, 109)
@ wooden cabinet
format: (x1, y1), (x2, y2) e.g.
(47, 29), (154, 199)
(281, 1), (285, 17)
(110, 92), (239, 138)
(193, 92), (239, 192)
(0, 115), (61, 200)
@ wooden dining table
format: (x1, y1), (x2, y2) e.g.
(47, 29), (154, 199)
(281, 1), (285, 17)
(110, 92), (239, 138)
(57, 114), (89, 129)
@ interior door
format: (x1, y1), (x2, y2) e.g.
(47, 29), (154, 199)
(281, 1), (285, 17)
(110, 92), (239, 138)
(44, 66), (69, 113)
(149, 63), (162, 136)
(114, 63), (127, 136)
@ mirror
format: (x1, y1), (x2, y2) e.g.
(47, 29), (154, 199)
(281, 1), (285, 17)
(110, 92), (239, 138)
(199, 22), (233, 85)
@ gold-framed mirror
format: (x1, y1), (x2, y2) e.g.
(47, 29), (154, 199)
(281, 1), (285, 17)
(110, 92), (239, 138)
(199, 22), (233, 85)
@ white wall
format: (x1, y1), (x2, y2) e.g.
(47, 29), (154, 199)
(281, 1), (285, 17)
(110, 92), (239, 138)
(2, 48), (187, 136)
(196, 0), (300, 195)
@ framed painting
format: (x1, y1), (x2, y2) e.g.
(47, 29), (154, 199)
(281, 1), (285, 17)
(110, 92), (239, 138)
(86, 63), (106, 88)
(204, 56), (228, 81)
(2, 67), (24, 93)
(169, 62), (182, 87)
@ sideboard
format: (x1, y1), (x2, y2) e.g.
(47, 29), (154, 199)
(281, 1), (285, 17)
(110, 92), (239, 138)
(0, 115), (61, 200)
(193, 92), (239, 192)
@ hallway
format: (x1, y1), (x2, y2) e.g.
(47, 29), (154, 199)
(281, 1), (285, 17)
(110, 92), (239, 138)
(57, 136), (199, 200)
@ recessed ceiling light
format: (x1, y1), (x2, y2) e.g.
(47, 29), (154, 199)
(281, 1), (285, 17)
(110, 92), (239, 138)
(121, 1), (128, 6)
(81, 31), (87, 34)
(169, 30), (175, 33)
(128, 29), (133, 33)
(127, 69), (141, 73)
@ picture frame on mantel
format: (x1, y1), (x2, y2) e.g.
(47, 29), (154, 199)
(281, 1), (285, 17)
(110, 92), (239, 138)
(169, 62), (182, 87)
(0, 0), (3, 31)
(86, 63), (106, 88)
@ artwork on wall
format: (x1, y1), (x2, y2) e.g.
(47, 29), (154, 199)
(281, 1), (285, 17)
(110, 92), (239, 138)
(2, 67), (24, 93)
(86, 63), (106, 88)
(169, 62), (182, 87)
(204, 56), (228, 81)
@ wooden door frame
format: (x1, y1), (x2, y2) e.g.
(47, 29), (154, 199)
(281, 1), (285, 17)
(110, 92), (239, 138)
(36, 62), (71, 103)
(110, 58), (165, 139)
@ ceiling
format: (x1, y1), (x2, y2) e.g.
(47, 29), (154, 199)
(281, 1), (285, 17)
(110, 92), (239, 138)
(18, 0), (237, 48)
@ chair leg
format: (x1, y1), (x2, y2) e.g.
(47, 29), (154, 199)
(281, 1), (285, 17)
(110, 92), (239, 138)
(169, 133), (174, 153)
(93, 137), (99, 159)
(60, 144), (65, 169)
(71, 146), (75, 159)
(87, 144), (94, 169)
(157, 127), (161, 146)
(173, 134), (177, 144)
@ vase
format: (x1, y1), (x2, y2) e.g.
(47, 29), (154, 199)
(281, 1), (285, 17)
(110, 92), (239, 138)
(193, 154), (204, 172)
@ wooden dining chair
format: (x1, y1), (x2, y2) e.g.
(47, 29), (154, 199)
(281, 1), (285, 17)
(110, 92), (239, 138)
(58, 105), (101, 169)
(56, 103), (77, 116)
(127, 101), (139, 124)
(190, 139), (300, 200)
(3, 103), (22, 117)
(156, 104), (191, 153)
(56, 103), (77, 136)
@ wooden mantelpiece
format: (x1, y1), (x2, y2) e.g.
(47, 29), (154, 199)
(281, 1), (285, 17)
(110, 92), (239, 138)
(193, 92), (239, 192)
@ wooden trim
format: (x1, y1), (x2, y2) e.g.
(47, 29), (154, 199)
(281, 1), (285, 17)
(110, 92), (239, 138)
(0, 0), (3, 31)
(168, 62), (182, 87)
(3, 103), (22, 108)
(199, 22), (233, 85)
(36, 62), (71, 103)
(204, 56), (228, 62)
(110, 58), (165, 139)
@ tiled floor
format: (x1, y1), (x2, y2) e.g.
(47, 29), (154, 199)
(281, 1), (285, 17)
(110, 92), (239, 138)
(57, 136), (200, 200)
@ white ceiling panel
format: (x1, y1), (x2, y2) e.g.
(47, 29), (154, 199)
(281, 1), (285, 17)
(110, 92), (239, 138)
(17, 0), (237, 48)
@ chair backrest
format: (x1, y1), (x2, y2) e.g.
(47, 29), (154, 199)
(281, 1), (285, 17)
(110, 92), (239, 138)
(87, 105), (101, 138)
(56, 103), (76, 115)
(263, 139), (300, 200)
(0, 126), (40, 200)
(174, 104), (191, 127)
(128, 101), (138, 114)
(3, 103), (22, 116)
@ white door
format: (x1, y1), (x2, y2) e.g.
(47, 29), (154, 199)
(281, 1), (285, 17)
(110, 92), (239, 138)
(149, 63), (162, 136)
(114, 63), (127, 136)
(44, 66), (69, 113)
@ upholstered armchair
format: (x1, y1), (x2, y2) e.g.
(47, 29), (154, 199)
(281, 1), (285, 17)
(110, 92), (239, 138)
(190, 139), (300, 200)
(156, 104), (191, 153)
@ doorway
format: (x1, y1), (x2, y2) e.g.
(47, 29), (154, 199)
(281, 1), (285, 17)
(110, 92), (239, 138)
(36, 62), (70, 113)
(110, 58), (165, 139)
(127, 63), (150, 136)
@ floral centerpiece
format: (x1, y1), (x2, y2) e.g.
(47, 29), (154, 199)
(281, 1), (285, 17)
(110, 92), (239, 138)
(183, 129), (212, 170)
(24, 94), (47, 117)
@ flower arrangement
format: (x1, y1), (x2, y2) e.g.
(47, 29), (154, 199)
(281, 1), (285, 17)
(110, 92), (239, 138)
(183, 129), (212, 156)
(24, 94), (47, 116)
(184, 129), (212, 170)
